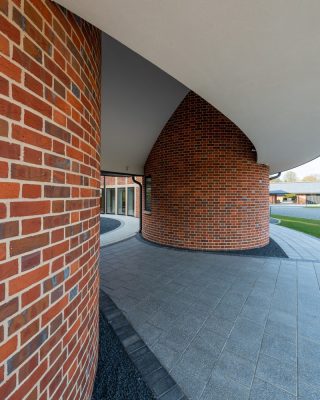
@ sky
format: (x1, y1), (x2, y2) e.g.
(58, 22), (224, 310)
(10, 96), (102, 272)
(282, 156), (320, 179)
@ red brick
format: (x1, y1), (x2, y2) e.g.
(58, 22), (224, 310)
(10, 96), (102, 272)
(0, 259), (19, 280)
(0, 221), (19, 240)
(43, 213), (69, 229)
(10, 293), (46, 335)
(0, 160), (8, 177)
(44, 185), (70, 198)
(13, 8), (51, 54)
(0, 336), (17, 364)
(0, 298), (18, 323)
(29, 0), (51, 24)
(0, 32), (9, 55)
(11, 200), (50, 217)
(12, 46), (52, 86)
(9, 264), (49, 295)
(0, 14), (20, 44)
(0, 182), (20, 198)
(0, 376), (16, 399)
(0, 75), (9, 95)
(12, 85), (52, 118)
(11, 163), (51, 182)
(25, 72), (43, 96)
(44, 153), (70, 170)
(44, 55), (70, 87)
(0, 97), (21, 120)
(41, 295), (68, 326)
(23, 36), (42, 62)
(24, 0), (42, 30)
(10, 232), (49, 256)
(0, 242), (6, 261)
(20, 319), (40, 345)
(24, 110), (42, 130)
(22, 184), (41, 198)
(43, 240), (69, 261)
(0, 55), (21, 81)
(21, 284), (41, 307)
(0, 203), (6, 218)
(13, 124), (51, 150)
(45, 120), (70, 143)
(0, 0), (8, 15)
(0, 118), (9, 137)
(24, 147), (42, 165)
(21, 251), (41, 272)
(22, 217), (41, 234)
(0, 140), (20, 159)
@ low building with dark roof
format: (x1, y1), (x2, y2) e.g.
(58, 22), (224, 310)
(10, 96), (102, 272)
(269, 182), (320, 204)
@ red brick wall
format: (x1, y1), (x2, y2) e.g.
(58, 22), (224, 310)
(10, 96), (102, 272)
(143, 92), (270, 250)
(0, 1), (101, 399)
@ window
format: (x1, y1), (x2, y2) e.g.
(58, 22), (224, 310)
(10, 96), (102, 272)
(100, 188), (105, 213)
(307, 194), (320, 205)
(127, 187), (135, 216)
(117, 188), (126, 215)
(145, 176), (151, 212)
(106, 188), (115, 214)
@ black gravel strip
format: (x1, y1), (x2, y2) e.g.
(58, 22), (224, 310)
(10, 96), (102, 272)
(215, 238), (288, 258)
(100, 217), (121, 235)
(137, 234), (288, 258)
(91, 310), (155, 400)
(92, 290), (186, 400)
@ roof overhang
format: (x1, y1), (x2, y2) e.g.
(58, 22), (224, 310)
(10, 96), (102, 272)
(57, 0), (320, 175)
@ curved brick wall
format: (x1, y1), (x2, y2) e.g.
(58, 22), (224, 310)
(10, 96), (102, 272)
(143, 92), (270, 250)
(0, 1), (100, 399)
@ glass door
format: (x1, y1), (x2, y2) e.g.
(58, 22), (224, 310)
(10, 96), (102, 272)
(106, 188), (115, 214)
(127, 187), (135, 216)
(117, 188), (126, 215)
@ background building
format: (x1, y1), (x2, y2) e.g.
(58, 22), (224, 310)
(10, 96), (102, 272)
(270, 183), (320, 204)
(100, 176), (141, 218)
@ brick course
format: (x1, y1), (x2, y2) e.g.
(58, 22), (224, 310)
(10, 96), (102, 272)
(0, 1), (100, 399)
(143, 92), (269, 250)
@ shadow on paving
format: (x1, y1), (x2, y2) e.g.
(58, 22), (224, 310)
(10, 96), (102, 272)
(91, 311), (155, 400)
(100, 217), (121, 235)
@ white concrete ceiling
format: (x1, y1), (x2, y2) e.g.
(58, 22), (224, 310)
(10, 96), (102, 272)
(101, 34), (188, 175)
(57, 0), (320, 174)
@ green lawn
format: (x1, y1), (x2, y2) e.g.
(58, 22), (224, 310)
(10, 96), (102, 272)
(271, 214), (320, 238)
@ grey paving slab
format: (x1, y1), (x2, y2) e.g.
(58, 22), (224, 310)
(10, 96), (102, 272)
(261, 332), (297, 365)
(201, 370), (250, 400)
(256, 354), (297, 395)
(100, 236), (320, 400)
(214, 350), (256, 388)
(270, 224), (320, 261)
(250, 378), (296, 400)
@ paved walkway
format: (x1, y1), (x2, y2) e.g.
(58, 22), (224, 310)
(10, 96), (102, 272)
(270, 205), (320, 220)
(100, 237), (320, 400)
(100, 215), (139, 246)
(270, 224), (320, 261)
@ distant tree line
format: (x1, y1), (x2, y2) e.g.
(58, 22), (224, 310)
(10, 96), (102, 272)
(271, 171), (320, 183)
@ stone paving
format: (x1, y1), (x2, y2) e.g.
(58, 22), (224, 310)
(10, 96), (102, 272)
(100, 215), (139, 246)
(270, 224), (320, 261)
(100, 237), (320, 400)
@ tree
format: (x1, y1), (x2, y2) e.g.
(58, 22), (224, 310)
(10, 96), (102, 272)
(282, 171), (298, 182)
(302, 174), (320, 182)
